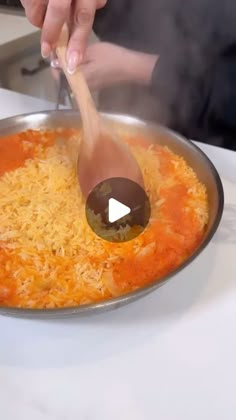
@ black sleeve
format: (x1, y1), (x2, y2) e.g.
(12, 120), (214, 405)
(150, 18), (214, 135)
(94, 0), (236, 136)
(150, 0), (236, 135)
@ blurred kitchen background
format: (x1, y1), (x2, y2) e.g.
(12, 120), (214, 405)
(0, 0), (97, 108)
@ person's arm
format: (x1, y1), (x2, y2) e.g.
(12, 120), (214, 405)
(120, 50), (158, 86)
(78, 42), (158, 91)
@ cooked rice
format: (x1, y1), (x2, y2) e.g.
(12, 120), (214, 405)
(0, 129), (208, 308)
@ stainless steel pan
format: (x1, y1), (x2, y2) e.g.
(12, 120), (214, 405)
(0, 111), (224, 318)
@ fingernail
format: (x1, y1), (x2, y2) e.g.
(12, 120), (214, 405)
(50, 58), (60, 69)
(41, 42), (51, 59)
(67, 51), (80, 75)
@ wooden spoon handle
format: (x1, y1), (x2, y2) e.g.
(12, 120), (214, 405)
(56, 25), (100, 143)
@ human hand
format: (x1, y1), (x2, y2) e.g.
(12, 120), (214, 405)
(20, 0), (107, 73)
(79, 42), (158, 91)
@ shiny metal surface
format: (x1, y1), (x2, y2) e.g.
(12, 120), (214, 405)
(0, 111), (224, 318)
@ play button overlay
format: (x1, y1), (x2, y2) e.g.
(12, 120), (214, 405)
(108, 198), (131, 223)
(85, 177), (151, 242)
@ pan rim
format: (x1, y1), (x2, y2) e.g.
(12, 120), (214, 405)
(0, 110), (224, 318)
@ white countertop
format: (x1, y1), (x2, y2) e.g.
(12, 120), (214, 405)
(0, 88), (235, 420)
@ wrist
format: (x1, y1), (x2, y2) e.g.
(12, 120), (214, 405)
(122, 50), (159, 85)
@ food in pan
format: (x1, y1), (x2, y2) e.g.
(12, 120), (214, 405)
(0, 128), (208, 308)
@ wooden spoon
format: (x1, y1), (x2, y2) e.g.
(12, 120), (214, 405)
(56, 26), (143, 199)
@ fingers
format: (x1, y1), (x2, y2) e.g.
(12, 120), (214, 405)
(23, 0), (106, 72)
(23, 0), (107, 73)
(66, 0), (97, 74)
(41, 0), (72, 58)
(22, 0), (48, 29)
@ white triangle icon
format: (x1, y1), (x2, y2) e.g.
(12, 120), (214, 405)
(108, 198), (131, 223)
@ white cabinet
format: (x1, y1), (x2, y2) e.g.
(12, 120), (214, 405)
(0, 13), (58, 104)
(3, 48), (58, 104)
(0, 12), (99, 106)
